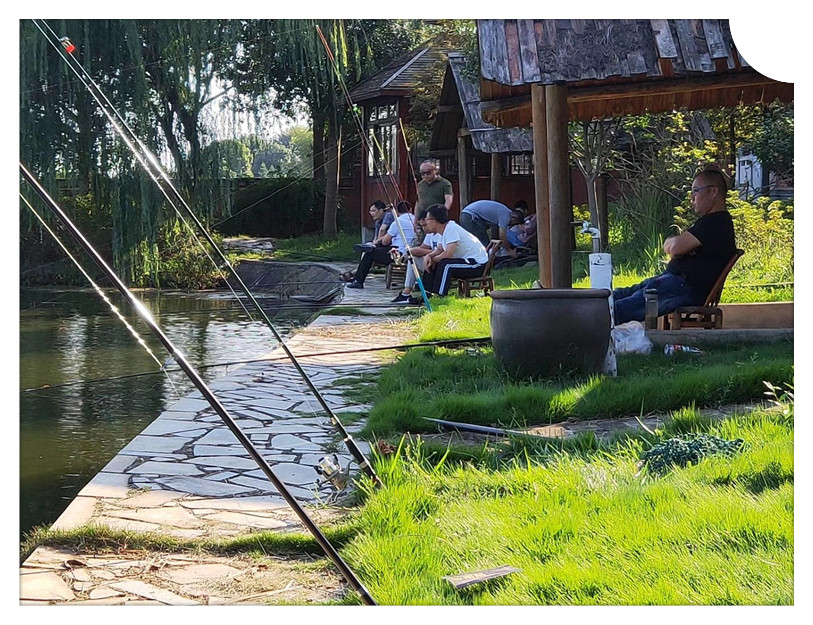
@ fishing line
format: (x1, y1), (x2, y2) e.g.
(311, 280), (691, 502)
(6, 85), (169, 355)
(20, 162), (376, 606)
(22, 336), (493, 394)
(315, 26), (433, 311)
(34, 19), (380, 487)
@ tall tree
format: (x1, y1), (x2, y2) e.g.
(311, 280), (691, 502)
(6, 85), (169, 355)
(228, 19), (420, 236)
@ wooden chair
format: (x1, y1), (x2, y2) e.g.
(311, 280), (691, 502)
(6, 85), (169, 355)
(457, 240), (502, 297)
(662, 249), (744, 329)
(385, 262), (406, 289)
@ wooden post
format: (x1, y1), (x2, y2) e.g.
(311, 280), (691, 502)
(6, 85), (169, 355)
(457, 131), (470, 209)
(546, 84), (572, 288)
(490, 152), (501, 202)
(531, 83), (551, 287)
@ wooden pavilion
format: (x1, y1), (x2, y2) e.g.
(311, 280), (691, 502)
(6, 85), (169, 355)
(475, 18), (794, 287)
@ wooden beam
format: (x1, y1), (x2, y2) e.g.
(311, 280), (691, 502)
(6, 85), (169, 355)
(490, 153), (502, 203)
(546, 84), (572, 288)
(531, 84), (551, 288)
(457, 134), (471, 209)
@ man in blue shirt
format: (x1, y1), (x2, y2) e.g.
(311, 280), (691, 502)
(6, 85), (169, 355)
(460, 199), (517, 258)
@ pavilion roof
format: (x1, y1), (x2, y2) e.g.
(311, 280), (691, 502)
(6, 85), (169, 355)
(476, 19), (794, 125)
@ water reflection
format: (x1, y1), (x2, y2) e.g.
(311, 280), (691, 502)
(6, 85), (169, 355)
(19, 287), (311, 538)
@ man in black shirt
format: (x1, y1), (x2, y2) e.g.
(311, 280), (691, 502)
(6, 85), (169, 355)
(613, 167), (737, 325)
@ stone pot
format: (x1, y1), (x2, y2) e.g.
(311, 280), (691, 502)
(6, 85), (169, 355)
(489, 288), (611, 379)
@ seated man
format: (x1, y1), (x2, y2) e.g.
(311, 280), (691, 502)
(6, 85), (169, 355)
(417, 203), (489, 298)
(347, 201), (415, 289)
(613, 166), (737, 324)
(390, 209), (442, 304)
(343, 200), (394, 282)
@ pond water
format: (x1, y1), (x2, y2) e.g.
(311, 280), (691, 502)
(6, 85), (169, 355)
(19, 287), (314, 539)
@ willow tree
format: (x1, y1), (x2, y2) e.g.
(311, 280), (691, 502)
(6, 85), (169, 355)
(20, 19), (244, 283)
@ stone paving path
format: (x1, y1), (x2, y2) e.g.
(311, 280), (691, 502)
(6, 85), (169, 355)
(20, 260), (417, 605)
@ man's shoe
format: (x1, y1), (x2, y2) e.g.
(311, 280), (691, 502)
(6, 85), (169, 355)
(407, 295), (424, 305)
(391, 292), (411, 304)
(346, 281), (363, 289)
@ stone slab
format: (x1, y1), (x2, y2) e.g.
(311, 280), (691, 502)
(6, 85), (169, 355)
(78, 472), (132, 499)
(245, 462), (319, 486)
(121, 435), (190, 455)
(142, 419), (212, 436)
(19, 570), (76, 601)
(108, 580), (199, 605)
(156, 476), (255, 497)
(50, 496), (97, 530)
(178, 495), (288, 511)
(116, 490), (186, 509)
(184, 455), (258, 470)
(104, 506), (205, 529)
(158, 563), (242, 585)
(202, 511), (289, 530)
(128, 461), (204, 476)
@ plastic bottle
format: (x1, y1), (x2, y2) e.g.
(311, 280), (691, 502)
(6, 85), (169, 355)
(663, 344), (703, 356)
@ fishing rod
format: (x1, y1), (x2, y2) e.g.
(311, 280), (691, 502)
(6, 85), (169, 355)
(314, 26), (433, 312)
(20, 163), (377, 605)
(33, 19), (380, 487)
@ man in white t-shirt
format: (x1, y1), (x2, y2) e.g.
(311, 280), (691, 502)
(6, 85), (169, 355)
(416, 203), (488, 298)
(391, 209), (442, 304)
(347, 201), (415, 289)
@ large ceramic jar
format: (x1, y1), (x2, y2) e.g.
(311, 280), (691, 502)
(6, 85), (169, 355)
(489, 288), (611, 378)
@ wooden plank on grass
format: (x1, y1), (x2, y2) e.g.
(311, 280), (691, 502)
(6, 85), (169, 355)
(443, 565), (521, 590)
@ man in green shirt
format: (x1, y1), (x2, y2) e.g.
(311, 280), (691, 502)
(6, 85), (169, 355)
(416, 160), (453, 212)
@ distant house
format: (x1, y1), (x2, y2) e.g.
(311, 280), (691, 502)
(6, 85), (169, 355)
(344, 45), (448, 235)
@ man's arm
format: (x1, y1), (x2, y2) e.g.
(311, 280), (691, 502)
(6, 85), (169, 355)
(444, 193), (453, 210)
(663, 231), (701, 258)
(498, 227), (517, 257)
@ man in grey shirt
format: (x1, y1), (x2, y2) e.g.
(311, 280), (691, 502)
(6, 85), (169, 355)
(460, 199), (517, 257)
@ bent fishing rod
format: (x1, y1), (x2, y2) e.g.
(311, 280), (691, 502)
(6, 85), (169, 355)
(33, 19), (379, 487)
(20, 163), (377, 606)
(315, 26), (433, 311)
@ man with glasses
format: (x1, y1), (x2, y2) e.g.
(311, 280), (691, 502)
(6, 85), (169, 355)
(416, 161), (453, 212)
(346, 201), (415, 289)
(414, 203), (488, 299)
(390, 209), (442, 303)
(613, 165), (737, 324)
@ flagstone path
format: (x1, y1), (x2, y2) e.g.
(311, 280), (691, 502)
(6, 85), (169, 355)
(20, 260), (418, 605)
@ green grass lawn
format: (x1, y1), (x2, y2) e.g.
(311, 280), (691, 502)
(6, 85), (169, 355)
(343, 259), (793, 605)
(345, 403), (793, 605)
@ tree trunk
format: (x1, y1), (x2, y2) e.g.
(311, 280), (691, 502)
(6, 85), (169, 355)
(323, 119), (340, 236)
(312, 109), (326, 185)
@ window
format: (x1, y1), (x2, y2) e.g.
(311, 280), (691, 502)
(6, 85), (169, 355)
(366, 101), (398, 177)
(507, 153), (533, 176)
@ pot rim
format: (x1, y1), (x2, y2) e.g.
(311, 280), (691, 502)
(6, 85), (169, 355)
(490, 288), (611, 300)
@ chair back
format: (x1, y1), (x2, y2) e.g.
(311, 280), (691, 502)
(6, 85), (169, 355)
(482, 240), (502, 276)
(704, 249), (744, 307)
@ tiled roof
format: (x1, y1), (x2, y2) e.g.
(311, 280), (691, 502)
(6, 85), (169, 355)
(348, 46), (448, 102)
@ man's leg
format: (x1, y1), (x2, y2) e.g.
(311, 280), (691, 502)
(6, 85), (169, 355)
(613, 273), (694, 324)
(433, 258), (485, 296)
(353, 246), (391, 285)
